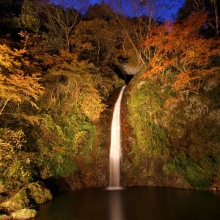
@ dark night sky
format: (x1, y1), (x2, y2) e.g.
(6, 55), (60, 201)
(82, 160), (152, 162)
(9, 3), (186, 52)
(89, 0), (185, 21)
(52, 0), (185, 21)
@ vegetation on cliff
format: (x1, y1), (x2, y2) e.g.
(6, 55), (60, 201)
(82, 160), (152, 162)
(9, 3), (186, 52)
(126, 11), (220, 189)
(0, 1), (125, 215)
(0, 0), (220, 217)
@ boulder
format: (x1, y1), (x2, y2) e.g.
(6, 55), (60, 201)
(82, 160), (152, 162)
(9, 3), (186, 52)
(10, 209), (37, 219)
(27, 182), (52, 204)
(0, 181), (52, 216)
(0, 190), (29, 212)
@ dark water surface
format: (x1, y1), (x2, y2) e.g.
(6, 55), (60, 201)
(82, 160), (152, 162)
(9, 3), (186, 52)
(34, 187), (220, 220)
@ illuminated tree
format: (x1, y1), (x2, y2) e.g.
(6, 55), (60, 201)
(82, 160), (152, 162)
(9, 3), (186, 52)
(72, 18), (117, 65)
(32, 50), (113, 178)
(142, 11), (220, 103)
(102, 0), (172, 65)
(0, 128), (34, 190)
(0, 44), (44, 116)
(0, 43), (45, 191)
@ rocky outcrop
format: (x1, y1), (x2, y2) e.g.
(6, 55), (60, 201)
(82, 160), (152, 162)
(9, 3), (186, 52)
(123, 66), (220, 190)
(0, 182), (52, 219)
(120, 90), (193, 189)
(122, 154), (193, 189)
(0, 190), (29, 212)
(120, 64), (142, 75)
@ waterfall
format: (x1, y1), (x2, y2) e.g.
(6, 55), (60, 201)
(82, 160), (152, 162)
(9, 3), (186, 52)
(109, 86), (126, 189)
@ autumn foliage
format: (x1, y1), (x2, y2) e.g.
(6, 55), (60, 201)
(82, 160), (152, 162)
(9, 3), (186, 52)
(0, 44), (44, 115)
(141, 11), (220, 101)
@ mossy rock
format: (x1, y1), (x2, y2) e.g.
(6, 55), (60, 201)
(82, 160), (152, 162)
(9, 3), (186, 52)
(0, 190), (29, 212)
(0, 182), (52, 213)
(27, 182), (52, 204)
(10, 209), (37, 219)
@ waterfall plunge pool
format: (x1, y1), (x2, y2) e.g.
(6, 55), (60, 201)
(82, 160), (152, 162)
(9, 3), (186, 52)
(34, 186), (220, 220)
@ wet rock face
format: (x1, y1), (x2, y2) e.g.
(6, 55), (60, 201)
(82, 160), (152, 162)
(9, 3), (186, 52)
(122, 154), (193, 189)
(57, 86), (188, 191)
(120, 87), (193, 189)
(56, 169), (109, 191)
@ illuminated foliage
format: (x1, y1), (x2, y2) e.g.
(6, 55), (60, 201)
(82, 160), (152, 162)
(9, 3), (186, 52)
(31, 50), (117, 179)
(0, 44), (44, 116)
(0, 43), (45, 192)
(0, 128), (34, 191)
(142, 11), (220, 104)
(73, 18), (117, 65)
(126, 11), (220, 189)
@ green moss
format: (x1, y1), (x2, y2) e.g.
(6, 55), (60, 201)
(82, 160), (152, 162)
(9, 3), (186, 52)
(166, 119), (220, 189)
(37, 112), (97, 178)
(167, 152), (219, 189)
(127, 78), (171, 163)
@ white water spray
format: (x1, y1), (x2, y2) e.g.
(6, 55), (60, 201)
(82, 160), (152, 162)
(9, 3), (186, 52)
(109, 86), (126, 189)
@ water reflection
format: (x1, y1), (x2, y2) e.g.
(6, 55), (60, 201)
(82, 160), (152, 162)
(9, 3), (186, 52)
(109, 190), (124, 220)
(34, 187), (220, 220)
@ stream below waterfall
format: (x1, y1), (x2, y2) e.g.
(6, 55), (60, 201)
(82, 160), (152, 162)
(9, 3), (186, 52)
(34, 186), (220, 220)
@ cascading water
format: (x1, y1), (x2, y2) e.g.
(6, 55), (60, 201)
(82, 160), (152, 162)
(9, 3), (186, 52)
(109, 86), (126, 189)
